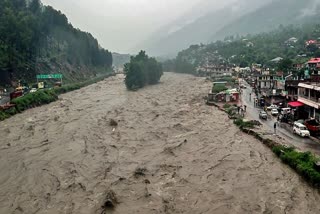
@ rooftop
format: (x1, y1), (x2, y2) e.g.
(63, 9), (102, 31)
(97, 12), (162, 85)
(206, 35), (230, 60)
(308, 58), (320, 64)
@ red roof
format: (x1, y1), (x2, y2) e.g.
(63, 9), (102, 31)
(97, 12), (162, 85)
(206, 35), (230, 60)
(288, 101), (304, 108)
(307, 40), (317, 44)
(308, 58), (320, 64)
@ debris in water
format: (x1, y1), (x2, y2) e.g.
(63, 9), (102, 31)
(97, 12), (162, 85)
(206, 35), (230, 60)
(134, 167), (147, 178)
(101, 190), (118, 213)
(144, 179), (151, 184)
(109, 119), (118, 127)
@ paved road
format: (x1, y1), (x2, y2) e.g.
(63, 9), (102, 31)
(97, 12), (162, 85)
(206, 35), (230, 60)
(240, 81), (320, 155)
(0, 95), (9, 105)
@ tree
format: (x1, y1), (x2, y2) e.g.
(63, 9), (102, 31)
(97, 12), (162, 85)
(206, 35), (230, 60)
(0, 0), (113, 85)
(307, 44), (318, 54)
(124, 51), (163, 90)
(278, 58), (293, 74)
(314, 49), (320, 58)
(124, 61), (145, 90)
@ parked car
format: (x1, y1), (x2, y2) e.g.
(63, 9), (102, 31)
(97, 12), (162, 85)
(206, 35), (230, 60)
(271, 109), (279, 116)
(10, 91), (23, 100)
(259, 111), (268, 120)
(304, 119), (320, 135)
(280, 108), (291, 115)
(267, 104), (278, 111)
(293, 122), (310, 137)
(30, 88), (37, 93)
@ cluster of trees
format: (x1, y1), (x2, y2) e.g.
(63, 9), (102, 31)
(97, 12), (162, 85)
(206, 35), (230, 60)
(125, 51), (163, 90)
(0, 0), (112, 85)
(164, 24), (320, 76)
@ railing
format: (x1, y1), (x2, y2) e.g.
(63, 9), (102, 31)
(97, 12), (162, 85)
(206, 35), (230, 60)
(299, 94), (319, 103)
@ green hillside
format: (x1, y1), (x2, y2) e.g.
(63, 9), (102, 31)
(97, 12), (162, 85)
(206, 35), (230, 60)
(166, 23), (320, 77)
(0, 0), (112, 86)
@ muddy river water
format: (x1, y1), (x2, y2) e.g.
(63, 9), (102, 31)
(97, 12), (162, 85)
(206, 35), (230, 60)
(1, 73), (320, 214)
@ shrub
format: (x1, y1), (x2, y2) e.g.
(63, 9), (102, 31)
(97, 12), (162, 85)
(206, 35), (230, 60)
(0, 111), (9, 121)
(234, 119), (255, 129)
(223, 103), (231, 109)
(272, 145), (320, 185)
(11, 90), (58, 112)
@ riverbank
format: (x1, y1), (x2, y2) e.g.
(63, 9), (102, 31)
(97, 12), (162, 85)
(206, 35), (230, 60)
(0, 72), (114, 121)
(1, 73), (320, 213)
(212, 100), (320, 187)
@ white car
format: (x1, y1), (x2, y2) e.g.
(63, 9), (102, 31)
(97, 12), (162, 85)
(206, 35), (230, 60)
(267, 104), (278, 110)
(293, 122), (310, 137)
(30, 88), (37, 93)
(271, 109), (279, 116)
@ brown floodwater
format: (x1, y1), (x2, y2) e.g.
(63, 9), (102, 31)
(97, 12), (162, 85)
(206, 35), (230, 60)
(0, 73), (320, 214)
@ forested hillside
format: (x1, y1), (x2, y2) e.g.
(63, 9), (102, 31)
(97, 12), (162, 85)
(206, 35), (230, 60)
(166, 24), (320, 75)
(0, 0), (112, 85)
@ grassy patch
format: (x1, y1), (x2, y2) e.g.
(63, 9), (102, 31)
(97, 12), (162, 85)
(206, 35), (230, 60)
(234, 118), (255, 129)
(0, 111), (11, 121)
(223, 103), (231, 109)
(272, 145), (320, 185)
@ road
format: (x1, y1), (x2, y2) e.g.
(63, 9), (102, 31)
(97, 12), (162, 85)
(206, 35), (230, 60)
(240, 81), (320, 155)
(0, 95), (9, 105)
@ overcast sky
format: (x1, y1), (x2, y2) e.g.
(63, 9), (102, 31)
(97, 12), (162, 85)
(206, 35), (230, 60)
(41, 0), (212, 53)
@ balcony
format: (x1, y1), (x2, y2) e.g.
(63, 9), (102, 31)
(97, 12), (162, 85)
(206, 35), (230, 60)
(298, 95), (320, 109)
(299, 94), (318, 102)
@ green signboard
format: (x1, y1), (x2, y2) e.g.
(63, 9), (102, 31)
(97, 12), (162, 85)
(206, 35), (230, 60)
(36, 74), (62, 79)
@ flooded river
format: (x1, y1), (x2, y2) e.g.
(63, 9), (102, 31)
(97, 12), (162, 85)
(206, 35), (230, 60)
(1, 73), (320, 214)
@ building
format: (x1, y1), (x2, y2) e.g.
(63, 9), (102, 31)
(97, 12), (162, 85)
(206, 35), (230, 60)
(270, 57), (283, 63)
(197, 65), (233, 78)
(308, 58), (320, 74)
(298, 76), (320, 119)
(256, 73), (285, 96)
(306, 40), (320, 47)
(257, 75), (276, 92)
(285, 79), (309, 102)
(255, 73), (286, 105)
(292, 63), (304, 71)
(287, 37), (298, 43)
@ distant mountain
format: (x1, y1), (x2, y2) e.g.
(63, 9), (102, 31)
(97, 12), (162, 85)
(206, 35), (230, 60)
(212, 0), (320, 41)
(112, 53), (130, 68)
(139, 0), (272, 57)
(140, 0), (320, 57)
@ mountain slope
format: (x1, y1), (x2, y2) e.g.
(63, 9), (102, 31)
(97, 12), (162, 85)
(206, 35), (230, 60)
(0, 0), (113, 85)
(212, 0), (320, 40)
(140, 0), (272, 57)
(141, 0), (320, 57)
